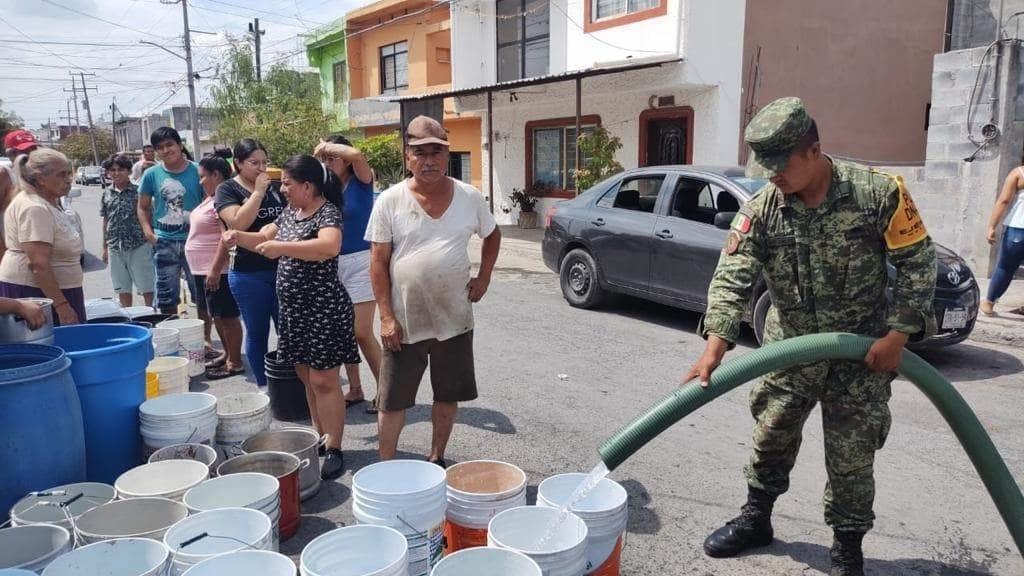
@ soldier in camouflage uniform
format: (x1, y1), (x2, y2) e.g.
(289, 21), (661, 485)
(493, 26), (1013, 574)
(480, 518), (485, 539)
(684, 97), (936, 576)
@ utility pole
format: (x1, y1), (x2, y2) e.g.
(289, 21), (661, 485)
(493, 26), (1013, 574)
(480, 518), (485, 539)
(76, 71), (100, 167)
(181, 0), (199, 154)
(64, 77), (81, 133)
(249, 18), (265, 81)
(46, 117), (54, 148)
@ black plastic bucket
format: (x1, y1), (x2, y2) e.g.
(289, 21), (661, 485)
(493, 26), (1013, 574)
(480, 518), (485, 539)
(264, 351), (309, 421)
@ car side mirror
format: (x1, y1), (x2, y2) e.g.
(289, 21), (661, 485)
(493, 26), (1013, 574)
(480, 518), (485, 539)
(714, 211), (736, 230)
(68, 187), (82, 199)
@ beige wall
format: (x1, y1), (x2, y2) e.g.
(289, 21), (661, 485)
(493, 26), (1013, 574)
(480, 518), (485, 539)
(742, 0), (948, 162)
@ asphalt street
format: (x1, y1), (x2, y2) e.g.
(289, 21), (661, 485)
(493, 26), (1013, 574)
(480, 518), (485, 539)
(74, 185), (1024, 575)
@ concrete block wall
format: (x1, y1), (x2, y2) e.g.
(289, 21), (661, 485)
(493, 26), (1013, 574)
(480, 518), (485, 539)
(912, 42), (1024, 276)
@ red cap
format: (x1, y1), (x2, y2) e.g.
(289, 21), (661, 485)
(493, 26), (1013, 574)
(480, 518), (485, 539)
(3, 130), (38, 152)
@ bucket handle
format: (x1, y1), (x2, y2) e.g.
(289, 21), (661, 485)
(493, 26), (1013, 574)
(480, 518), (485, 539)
(395, 512), (428, 540)
(298, 458), (311, 471)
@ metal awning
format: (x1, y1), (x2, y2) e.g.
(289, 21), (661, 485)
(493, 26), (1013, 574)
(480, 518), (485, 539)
(381, 54), (683, 103)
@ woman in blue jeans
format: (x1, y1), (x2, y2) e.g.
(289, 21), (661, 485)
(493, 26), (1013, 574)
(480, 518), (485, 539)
(214, 139), (287, 385)
(983, 165), (1024, 315)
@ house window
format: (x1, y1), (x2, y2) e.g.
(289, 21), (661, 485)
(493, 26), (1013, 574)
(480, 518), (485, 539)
(332, 61), (346, 104)
(496, 0), (550, 82)
(448, 152), (472, 183)
(379, 41), (408, 95)
(531, 123), (596, 190)
(593, 0), (659, 20)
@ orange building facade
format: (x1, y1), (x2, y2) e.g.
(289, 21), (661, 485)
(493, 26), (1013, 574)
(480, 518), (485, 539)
(345, 0), (482, 189)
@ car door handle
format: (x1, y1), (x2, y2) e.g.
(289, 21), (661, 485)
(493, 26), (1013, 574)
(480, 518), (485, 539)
(591, 218), (606, 226)
(655, 229), (673, 239)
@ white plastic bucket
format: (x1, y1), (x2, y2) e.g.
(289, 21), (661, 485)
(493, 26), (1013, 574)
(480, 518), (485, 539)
(139, 393), (218, 455)
(352, 460), (446, 576)
(182, 550), (296, 576)
(159, 319), (205, 377)
(300, 525), (408, 576)
(148, 443), (219, 476)
(164, 507), (274, 576)
(215, 394), (272, 459)
(147, 356), (190, 396)
(0, 569), (38, 575)
(537, 475), (628, 576)
(488, 507), (589, 576)
(115, 460), (210, 501)
(124, 306), (156, 319)
(8, 482), (115, 530)
(151, 328), (181, 358)
(430, 547), (541, 576)
(0, 525), (71, 572)
(444, 461), (527, 553)
(84, 299), (123, 320)
(75, 497), (188, 545)
(183, 473), (279, 515)
(41, 537), (170, 576)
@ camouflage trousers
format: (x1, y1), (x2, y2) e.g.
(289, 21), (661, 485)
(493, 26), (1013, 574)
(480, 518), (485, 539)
(743, 360), (894, 533)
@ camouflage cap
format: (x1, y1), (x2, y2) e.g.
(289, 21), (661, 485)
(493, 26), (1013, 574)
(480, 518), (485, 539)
(744, 96), (813, 178)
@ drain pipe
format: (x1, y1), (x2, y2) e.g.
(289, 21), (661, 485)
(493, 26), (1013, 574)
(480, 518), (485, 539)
(598, 333), (1024, 556)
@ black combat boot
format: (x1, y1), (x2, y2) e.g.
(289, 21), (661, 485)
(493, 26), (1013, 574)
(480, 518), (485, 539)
(703, 487), (775, 558)
(829, 531), (866, 576)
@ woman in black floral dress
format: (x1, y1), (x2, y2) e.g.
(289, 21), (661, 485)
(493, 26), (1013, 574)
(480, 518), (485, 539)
(223, 154), (358, 479)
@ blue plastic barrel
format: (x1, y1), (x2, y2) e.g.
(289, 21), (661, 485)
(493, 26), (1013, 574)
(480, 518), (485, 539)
(0, 344), (86, 518)
(53, 324), (153, 483)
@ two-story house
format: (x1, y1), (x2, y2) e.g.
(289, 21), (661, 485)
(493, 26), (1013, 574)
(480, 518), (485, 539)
(389, 0), (947, 224)
(305, 19), (350, 131)
(344, 0), (483, 188)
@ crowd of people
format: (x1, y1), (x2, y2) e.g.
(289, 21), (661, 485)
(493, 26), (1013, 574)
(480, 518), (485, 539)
(0, 116), (501, 481)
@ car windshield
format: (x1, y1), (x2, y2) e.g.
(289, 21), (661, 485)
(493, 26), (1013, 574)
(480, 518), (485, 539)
(84, 167), (100, 174)
(729, 176), (769, 195)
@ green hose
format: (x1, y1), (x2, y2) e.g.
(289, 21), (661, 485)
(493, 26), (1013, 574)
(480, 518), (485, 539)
(598, 332), (1024, 555)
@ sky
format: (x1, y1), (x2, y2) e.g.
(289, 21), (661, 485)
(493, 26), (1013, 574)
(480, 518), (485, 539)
(0, 0), (366, 132)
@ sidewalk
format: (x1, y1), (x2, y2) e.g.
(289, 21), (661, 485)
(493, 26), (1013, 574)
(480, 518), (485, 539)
(470, 225), (547, 273)
(969, 277), (1024, 348)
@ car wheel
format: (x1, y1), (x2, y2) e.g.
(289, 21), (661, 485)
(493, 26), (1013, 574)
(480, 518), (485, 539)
(559, 248), (606, 309)
(752, 290), (771, 345)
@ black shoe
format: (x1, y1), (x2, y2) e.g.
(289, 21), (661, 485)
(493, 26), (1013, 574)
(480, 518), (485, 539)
(829, 531), (865, 576)
(321, 448), (344, 480)
(428, 458), (447, 469)
(703, 488), (775, 558)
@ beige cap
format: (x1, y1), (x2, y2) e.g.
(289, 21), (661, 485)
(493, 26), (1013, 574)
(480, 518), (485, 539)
(405, 115), (450, 147)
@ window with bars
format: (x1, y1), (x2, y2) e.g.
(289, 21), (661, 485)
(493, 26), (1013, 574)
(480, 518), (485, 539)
(379, 41), (409, 95)
(332, 61), (346, 104)
(448, 152), (472, 183)
(592, 0), (659, 20)
(532, 124), (596, 190)
(496, 0), (550, 82)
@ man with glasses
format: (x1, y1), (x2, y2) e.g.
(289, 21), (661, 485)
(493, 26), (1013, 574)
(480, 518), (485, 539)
(137, 127), (203, 315)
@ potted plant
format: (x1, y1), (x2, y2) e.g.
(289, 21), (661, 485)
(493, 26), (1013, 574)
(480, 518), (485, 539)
(509, 183), (553, 229)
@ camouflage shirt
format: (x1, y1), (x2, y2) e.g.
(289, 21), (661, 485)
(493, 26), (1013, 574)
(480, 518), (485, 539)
(702, 158), (937, 344)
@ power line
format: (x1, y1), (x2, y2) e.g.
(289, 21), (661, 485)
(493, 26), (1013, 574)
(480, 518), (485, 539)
(187, 1), (309, 30)
(199, 0), (329, 26)
(37, 0), (177, 39)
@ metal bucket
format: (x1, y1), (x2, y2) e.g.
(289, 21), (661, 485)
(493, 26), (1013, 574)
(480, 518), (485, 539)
(216, 452), (306, 542)
(0, 298), (53, 345)
(241, 428), (322, 501)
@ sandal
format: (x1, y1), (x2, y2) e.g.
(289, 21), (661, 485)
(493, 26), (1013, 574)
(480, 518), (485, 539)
(345, 397), (365, 408)
(204, 354), (227, 369)
(204, 346), (222, 360)
(365, 398), (379, 415)
(205, 365), (246, 380)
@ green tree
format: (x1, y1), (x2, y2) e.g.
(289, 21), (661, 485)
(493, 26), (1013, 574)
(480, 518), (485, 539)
(354, 132), (404, 188)
(572, 126), (623, 192)
(61, 129), (114, 166)
(0, 100), (23, 143)
(211, 44), (332, 165)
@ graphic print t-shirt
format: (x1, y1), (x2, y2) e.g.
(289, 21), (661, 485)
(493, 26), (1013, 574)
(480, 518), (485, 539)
(139, 162), (203, 241)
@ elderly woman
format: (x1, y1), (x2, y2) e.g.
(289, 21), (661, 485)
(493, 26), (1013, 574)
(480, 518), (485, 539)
(224, 154), (358, 480)
(0, 149), (84, 325)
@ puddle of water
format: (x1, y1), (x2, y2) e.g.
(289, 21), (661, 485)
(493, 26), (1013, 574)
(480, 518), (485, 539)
(534, 461), (609, 549)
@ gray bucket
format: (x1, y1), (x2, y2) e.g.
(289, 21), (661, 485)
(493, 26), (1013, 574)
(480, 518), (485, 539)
(75, 497), (188, 545)
(0, 524), (71, 572)
(8, 482), (115, 530)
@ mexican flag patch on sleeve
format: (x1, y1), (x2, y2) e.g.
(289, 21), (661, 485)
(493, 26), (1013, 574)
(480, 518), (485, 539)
(731, 213), (751, 234)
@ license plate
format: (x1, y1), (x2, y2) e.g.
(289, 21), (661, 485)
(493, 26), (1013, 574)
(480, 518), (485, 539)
(942, 308), (969, 329)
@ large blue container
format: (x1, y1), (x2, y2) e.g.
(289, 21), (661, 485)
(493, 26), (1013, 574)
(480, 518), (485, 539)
(0, 344), (86, 518)
(54, 324), (153, 483)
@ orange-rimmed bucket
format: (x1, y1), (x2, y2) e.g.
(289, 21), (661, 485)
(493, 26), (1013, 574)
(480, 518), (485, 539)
(537, 473), (628, 576)
(443, 460), (527, 554)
